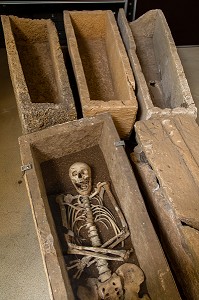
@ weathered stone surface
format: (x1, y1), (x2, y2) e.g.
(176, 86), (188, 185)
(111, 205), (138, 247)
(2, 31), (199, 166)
(133, 115), (199, 299)
(182, 226), (199, 267)
(19, 113), (180, 300)
(118, 9), (196, 120)
(64, 10), (137, 138)
(1, 15), (76, 134)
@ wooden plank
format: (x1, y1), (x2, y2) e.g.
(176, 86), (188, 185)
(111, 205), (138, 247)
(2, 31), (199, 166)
(1, 15), (76, 134)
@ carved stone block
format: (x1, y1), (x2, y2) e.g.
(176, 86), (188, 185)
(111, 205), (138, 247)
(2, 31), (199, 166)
(19, 113), (179, 299)
(118, 9), (196, 120)
(133, 115), (199, 299)
(64, 10), (137, 138)
(2, 15), (77, 134)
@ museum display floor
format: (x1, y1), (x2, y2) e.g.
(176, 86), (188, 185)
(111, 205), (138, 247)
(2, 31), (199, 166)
(0, 49), (50, 300)
(0, 46), (199, 299)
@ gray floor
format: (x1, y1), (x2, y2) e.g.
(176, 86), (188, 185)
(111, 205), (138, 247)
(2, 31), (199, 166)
(178, 46), (199, 123)
(0, 49), (50, 300)
(0, 46), (199, 299)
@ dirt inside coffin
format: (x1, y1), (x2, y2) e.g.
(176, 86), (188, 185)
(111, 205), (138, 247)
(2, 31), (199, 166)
(41, 145), (148, 298)
(71, 13), (116, 101)
(130, 10), (183, 109)
(77, 38), (115, 101)
(10, 18), (58, 104)
(134, 36), (165, 108)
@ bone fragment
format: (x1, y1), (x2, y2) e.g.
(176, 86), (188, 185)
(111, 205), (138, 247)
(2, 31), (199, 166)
(103, 182), (128, 230)
(68, 242), (129, 259)
(67, 248), (125, 262)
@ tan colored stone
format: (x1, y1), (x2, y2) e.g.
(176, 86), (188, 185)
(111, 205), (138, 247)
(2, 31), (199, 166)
(1, 15), (76, 134)
(118, 9), (196, 120)
(64, 10), (137, 138)
(182, 226), (199, 267)
(133, 115), (199, 299)
(19, 113), (180, 300)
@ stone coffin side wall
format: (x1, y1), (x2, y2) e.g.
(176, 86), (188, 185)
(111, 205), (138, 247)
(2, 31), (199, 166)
(133, 115), (199, 299)
(118, 9), (196, 120)
(2, 15), (76, 134)
(64, 10), (137, 138)
(19, 113), (180, 300)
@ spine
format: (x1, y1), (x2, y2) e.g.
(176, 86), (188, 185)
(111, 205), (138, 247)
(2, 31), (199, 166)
(83, 196), (111, 283)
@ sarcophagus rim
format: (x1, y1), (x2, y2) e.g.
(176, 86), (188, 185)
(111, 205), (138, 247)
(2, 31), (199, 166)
(64, 10), (137, 138)
(133, 115), (199, 299)
(1, 15), (77, 134)
(118, 9), (196, 121)
(19, 113), (180, 299)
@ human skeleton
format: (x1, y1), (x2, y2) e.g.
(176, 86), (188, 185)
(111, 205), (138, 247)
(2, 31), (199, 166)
(56, 162), (150, 300)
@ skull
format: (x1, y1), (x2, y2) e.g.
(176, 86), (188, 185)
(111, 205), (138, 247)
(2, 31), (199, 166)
(69, 162), (92, 196)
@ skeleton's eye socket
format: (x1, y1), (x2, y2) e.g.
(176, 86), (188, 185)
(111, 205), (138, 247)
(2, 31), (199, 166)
(72, 171), (77, 176)
(83, 169), (88, 175)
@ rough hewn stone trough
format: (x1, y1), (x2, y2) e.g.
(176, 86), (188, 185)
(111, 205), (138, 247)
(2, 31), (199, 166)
(1, 15), (76, 134)
(118, 9), (196, 120)
(64, 10), (137, 138)
(133, 115), (199, 299)
(19, 114), (180, 299)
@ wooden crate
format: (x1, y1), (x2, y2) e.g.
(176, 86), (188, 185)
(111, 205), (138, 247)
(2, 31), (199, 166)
(64, 10), (137, 138)
(118, 9), (196, 120)
(133, 115), (199, 299)
(1, 15), (76, 134)
(19, 113), (180, 299)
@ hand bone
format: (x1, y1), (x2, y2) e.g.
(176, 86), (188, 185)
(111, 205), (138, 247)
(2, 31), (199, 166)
(90, 181), (107, 198)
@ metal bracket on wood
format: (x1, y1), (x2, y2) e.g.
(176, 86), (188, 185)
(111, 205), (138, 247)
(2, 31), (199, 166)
(114, 140), (125, 147)
(21, 163), (32, 175)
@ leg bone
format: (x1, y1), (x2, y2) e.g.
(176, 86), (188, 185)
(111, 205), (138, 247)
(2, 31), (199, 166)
(104, 182), (128, 230)
(67, 248), (124, 262)
(68, 243), (129, 259)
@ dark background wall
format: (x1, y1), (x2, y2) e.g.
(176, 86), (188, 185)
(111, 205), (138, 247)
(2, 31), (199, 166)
(0, 0), (198, 46)
(135, 0), (199, 46)
(0, 1), (125, 47)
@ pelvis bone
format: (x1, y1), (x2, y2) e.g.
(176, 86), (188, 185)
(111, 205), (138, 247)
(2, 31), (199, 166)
(78, 263), (150, 300)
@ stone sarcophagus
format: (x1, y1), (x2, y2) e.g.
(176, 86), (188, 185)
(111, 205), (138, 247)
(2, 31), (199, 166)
(19, 114), (180, 299)
(133, 115), (199, 300)
(118, 9), (196, 120)
(64, 10), (137, 138)
(1, 15), (76, 134)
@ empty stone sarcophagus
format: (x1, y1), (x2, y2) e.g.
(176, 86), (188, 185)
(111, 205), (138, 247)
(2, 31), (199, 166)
(133, 115), (199, 299)
(19, 114), (180, 299)
(1, 15), (76, 134)
(64, 10), (137, 138)
(118, 9), (196, 120)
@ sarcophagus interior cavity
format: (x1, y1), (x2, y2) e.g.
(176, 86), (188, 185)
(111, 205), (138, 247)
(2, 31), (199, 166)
(118, 9), (196, 120)
(64, 10), (137, 138)
(1, 15), (76, 134)
(19, 113), (180, 299)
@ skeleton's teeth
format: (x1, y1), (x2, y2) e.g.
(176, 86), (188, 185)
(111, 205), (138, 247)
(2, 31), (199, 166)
(76, 183), (88, 190)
